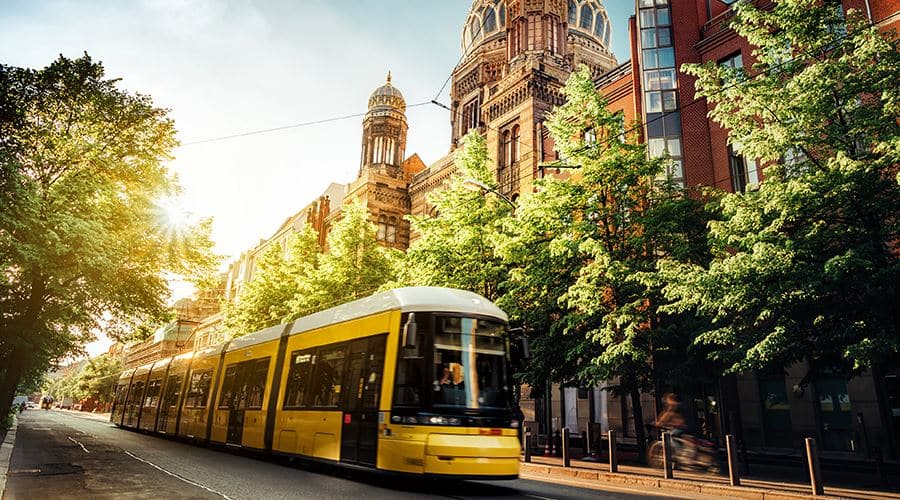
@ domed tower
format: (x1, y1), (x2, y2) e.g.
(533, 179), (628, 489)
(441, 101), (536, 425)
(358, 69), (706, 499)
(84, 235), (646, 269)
(447, 0), (617, 198)
(359, 72), (408, 178)
(347, 73), (423, 251)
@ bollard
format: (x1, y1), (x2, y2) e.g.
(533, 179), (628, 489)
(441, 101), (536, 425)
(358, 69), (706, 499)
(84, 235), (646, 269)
(524, 427), (532, 463)
(805, 437), (824, 496)
(562, 428), (571, 467)
(662, 431), (674, 479)
(726, 434), (741, 486)
(608, 429), (618, 473)
(583, 430), (590, 457)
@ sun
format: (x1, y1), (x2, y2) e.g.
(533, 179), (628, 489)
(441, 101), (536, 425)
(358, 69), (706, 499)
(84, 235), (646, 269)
(155, 195), (191, 232)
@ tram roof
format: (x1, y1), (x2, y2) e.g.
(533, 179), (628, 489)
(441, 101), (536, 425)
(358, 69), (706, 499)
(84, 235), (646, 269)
(227, 287), (508, 352)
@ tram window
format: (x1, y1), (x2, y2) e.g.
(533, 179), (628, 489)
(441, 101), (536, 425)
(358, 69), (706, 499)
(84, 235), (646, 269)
(185, 369), (212, 408)
(219, 365), (237, 409)
(247, 358), (270, 410)
(129, 381), (145, 406)
(145, 378), (162, 408)
(163, 374), (182, 407)
(284, 349), (314, 409)
(394, 316), (427, 407)
(114, 384), (128, 406)
(309, 344), (347, 407)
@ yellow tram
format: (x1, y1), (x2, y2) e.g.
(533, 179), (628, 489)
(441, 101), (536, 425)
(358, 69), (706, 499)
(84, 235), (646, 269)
(111, 287), (522, 479)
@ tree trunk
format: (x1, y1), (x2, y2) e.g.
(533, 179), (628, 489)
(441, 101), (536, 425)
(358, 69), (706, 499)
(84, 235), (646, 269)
(630, 386), (647, 463)
(0, 348), (29, 424)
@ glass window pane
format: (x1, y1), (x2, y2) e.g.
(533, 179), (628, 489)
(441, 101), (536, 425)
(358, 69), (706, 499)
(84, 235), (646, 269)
(648, 137), (666, 157)
(662, 90), (677, 111)
(484, 7), (497, 33)
(568, 0), (577, 24)
(658, 47), (675, 68)
(639, 9), (655, 28)
(663, 111), (682, 134)
(641, 29), (657, 48)
(657, 8), (671, 26)
(646, 112), (664, 136)
(580, 5), (593, 29)
(284, 350), (314, 408)
(658, 68), (677, 89)
(639, 0), (654, 6)
(642, 49), (658, 69)
(670, 159), (683, 178)
(646, 91), (662, 113)
(657, 27), (671, 46)
(666, 137), (682, 156)
(309, 345), (346, 407)
(655, 0), (668, 6)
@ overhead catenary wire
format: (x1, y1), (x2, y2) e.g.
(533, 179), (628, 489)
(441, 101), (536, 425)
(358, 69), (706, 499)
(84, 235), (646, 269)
(181, 102), (432, 146)
(177, 8), (886, 178)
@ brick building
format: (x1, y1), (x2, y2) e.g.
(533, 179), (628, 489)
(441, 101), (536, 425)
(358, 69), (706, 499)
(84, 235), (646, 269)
(408, 0), (900, 461)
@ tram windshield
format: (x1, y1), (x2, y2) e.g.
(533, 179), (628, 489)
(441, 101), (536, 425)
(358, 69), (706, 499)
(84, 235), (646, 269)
(394, 313), (514, 411)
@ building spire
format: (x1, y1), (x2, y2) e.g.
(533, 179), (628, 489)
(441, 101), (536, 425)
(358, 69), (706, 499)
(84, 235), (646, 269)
(386, 70), (392, 83)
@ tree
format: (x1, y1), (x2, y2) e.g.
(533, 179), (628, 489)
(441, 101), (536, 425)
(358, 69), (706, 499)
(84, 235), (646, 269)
(662, 1), (900, 379)
(399, 131), (513, 300)
(505, 65), (713, 458)
(73, 353), (123, 405)
(0, 54), (218, 418)
(298, 201), (400, 313)
(224, 228), (320, 335)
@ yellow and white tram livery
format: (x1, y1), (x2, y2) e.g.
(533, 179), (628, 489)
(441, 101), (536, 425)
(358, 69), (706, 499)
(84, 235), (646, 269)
(111, 287), (521, 479)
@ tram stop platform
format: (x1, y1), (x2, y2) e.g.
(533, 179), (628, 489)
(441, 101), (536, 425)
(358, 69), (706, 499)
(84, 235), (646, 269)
(519, 452), (900, 499)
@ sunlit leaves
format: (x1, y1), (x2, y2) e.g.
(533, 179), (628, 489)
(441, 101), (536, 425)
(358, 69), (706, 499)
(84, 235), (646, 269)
(665, 1), (900, 375)
(0, 54), (218, 411)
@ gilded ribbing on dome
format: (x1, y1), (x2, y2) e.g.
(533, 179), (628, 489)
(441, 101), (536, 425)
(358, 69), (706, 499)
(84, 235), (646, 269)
(368, 72), (406, 112)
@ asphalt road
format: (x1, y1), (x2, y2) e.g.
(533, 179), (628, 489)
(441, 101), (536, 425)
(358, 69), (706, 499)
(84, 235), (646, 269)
(3, 410), (672, 499)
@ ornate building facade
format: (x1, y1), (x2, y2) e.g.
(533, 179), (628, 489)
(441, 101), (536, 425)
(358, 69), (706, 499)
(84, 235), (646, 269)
(411, 0), (618, 217)
(346, 74), (426, 250)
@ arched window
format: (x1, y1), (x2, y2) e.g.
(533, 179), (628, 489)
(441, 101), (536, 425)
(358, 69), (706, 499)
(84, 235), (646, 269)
(484, 7), (496, 33)
(594, 14), (605, 38)
(470, 18), (481, 42)
(387, 217), (397, 243)
(568, 1), (577, 25)
(580, 5), (593, 30)
(500, 130), (510, 167)
(377, 215), (387, 241)
(499, 3), (506, 27)
(510, 125), (520, 163)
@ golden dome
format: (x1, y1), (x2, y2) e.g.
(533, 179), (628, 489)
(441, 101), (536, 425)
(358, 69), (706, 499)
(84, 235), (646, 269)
(368, 72), (406, 113)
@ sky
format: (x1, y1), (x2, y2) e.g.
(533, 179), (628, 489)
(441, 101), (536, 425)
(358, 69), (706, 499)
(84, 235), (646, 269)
(1, 0), (634, 357)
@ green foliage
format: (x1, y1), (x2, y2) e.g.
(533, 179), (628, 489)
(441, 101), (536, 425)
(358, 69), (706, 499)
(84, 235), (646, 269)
(298, 201), (400, 312)
(225, 201), (399, 336)
(0, 54), (218, 418)
(500, 65), (714, 456)
(224, 228), (320, 335)
(665, 1), (900, 375)
(504, 65), (713, 392)
(399, 131), (512, 300)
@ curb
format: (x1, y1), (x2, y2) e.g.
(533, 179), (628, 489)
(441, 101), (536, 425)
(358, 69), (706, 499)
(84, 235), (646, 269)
(0, 413), (20, 498)
(520, 462), (838, 499)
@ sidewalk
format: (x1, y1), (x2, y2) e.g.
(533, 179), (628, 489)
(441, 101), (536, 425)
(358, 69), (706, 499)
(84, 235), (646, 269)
(520, 454), (900, 500)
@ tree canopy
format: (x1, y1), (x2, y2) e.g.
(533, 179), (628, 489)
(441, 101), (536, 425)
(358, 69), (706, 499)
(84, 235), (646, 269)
(224, 201), (400, 337)
(0, 54), (218, 418)
(399, 131), (513, 300)
(662, 1), (900, 377)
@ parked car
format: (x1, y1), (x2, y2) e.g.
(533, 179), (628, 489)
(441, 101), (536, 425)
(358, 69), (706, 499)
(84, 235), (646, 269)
(26, 401), (38, 409)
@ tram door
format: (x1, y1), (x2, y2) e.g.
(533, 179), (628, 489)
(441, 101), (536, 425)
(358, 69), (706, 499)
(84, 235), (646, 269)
(226, 363), (250, 445)
(341, 335), (386, 466)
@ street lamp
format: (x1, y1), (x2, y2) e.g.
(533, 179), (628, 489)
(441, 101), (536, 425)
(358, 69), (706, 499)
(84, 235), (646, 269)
(462, 178), (516, 210)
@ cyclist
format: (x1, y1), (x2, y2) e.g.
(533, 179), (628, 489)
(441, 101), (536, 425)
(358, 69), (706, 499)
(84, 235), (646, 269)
(655, 393), (690, 459)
